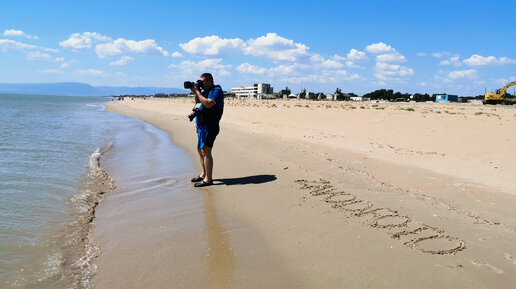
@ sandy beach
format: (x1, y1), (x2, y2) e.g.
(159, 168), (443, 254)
(93, 98), (516, 288)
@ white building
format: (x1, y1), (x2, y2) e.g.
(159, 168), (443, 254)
(231, 83), (274, 99)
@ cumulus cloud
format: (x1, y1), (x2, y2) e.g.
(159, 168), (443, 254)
(109, 56), (135, 66)
(179, 35), (245, 56)
(365, 42), (395, 54)
(375, 62), (414, 81)
(77, 69), (106, 76)
(0, 39), (58, 53)
(60, 63), (70, 69)
(26, 51), (52, 61)
(332, 54), (346, 61)
(244, 33), (310, 62)
(268, 64), (300, 76)
(447, 69), (478, 80)
(376, 53), (406, 63)
(439, 56), (462, 67)
(60, 32), (111, 51)
(463, 54), (516, 66)
(171, 51), (182, 58)
(347, 49), (368, 61)
(168, 58), (232, 76)
(54, 57), (65, 62)
(432, 52), (451, 58)
(3, 29), (39, 40)
(95, 38), (168, 59)
(366, 42), (413, 82)
(236, 63), (267, 75)
(320, 59), (344, 69)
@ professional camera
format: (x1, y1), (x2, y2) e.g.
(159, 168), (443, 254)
(187, 107), (200, 122)
(184, 79), (203, 89)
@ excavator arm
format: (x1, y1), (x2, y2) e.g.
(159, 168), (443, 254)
(484, 80), (516, 104)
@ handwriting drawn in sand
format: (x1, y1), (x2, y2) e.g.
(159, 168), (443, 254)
(295, 179), (466, 255)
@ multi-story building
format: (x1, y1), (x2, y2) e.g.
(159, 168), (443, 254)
(231, 83), (274, 99)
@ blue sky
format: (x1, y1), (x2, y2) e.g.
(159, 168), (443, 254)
(0, 0), (514, 95)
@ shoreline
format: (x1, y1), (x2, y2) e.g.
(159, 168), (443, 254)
(93, 98), (516, 288)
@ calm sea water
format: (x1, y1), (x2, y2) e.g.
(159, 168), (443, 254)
(0, 94), (136, 288)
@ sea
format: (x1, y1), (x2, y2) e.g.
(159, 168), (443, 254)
(0, 93), (194, 288)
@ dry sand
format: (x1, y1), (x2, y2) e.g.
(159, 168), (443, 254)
(93, 98), (516, 288)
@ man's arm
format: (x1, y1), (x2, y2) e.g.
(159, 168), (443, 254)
(190, 86), (216, 108)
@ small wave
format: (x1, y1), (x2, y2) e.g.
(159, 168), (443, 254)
(85, 103), (105, 111)
(58, 147), (116, 288)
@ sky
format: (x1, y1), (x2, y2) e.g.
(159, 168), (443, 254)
(0, 0), (515, 96)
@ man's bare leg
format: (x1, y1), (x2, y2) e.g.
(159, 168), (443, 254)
(202, 146), (213, 182)
(197, 148), (206, 178)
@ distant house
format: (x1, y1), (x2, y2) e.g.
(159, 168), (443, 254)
(435, 94), (458, 103)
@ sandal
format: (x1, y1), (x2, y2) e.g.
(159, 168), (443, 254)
(191, 176), (203, 182)
(194, 180), (213, 187)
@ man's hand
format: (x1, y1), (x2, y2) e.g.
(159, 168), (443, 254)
(191, 85), (200, 103)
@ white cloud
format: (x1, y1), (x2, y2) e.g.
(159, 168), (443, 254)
(376, 53), (406, 63)
(320, 59), (344, 69)
(432, 52), (451, 58)
(168, 58), (232, 77)
(347, 49), (368, 61)
(60, 63), (70, 69)
(109, 56), (135, 66)
(332, 54), (346, 61)
(3, 29), (38, 40)
(366, 42), (412, 82)
(269, 64), (297, 76)
(375, 62), (414, 81)
(244, 33), (310, 62)
(179, 35), (245, 56)
(236, 63), (267, 75)
(346, 61), (361, 68)
(0, 38), (58, 53)
(60, 32), (111, 51)
(95, 38), (169, 59)
(439, 56), (462, 67)
(463, 54), (516, 66)
(77, 69), (106, 76)
(26, 51), (52, 61)
(447, 69), (478, 80)
(365, 42), (395, 54)
(54, 57), (65, 62)
(172, 51), (182, 58)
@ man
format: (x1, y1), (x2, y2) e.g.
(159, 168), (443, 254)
(189, 73), (224, 187)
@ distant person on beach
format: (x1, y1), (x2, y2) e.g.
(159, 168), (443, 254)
(189, 73), (224, 187)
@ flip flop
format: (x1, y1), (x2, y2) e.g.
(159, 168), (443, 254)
(191, 176), (203, 182)
(194, 180), (213, 187)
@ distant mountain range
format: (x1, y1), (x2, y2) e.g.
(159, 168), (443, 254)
(0, 82), (187, 97)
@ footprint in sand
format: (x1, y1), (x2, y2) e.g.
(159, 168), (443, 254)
(471, 260), (504, 274)
(503, 253), (516, 266)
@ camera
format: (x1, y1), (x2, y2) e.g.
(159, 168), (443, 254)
(184, 79), (203, 89)
(187, 107), (200, 122)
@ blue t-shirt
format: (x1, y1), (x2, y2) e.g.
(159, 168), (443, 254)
(196, 86), (224, 126)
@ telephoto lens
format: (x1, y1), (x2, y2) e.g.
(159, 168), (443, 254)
(184, 81), (194, 89)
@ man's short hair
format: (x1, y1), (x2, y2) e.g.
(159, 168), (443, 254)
(201, 73), (213, 82)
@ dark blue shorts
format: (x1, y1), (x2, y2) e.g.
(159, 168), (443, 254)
(197, 125), (219, 149)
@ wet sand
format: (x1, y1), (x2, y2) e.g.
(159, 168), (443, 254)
(94, 98), (516, 288)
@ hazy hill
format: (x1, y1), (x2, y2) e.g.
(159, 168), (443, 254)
(0, 82), (187, 96)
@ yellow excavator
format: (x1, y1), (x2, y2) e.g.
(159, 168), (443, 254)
(484, 80), (516, 105)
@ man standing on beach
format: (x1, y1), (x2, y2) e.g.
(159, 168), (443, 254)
(189, 73), (224, 187)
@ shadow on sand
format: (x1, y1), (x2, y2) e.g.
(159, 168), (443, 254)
(214, 174), (277, 186)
